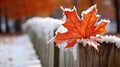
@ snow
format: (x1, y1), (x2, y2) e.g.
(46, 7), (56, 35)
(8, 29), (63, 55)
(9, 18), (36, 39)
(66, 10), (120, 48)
(97, 19), (110, 25)
(72, 44), (78, 60)
(23, 17), (120, 61)
(56, 25), (68, 34)
(23, 17), (63, 42)
(0, 34), (42, 67)
(100, 35), (120, 48)
(81, 4), (97, 14)
(61, 6), (76, 12)
(58, 42), (67, 50)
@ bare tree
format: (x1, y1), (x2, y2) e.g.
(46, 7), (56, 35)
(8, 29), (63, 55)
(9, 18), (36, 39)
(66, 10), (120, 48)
(4, 15), (9, 33)
(0, 16), (1, 33)
(73, 0), (78, 9)
(15, 19), (21, 32)
(0, 9), (2, 33)
(113, 0), (120, 32)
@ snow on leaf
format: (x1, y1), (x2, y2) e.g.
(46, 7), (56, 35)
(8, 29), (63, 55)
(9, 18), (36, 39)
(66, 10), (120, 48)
(54, 5), (110, 49)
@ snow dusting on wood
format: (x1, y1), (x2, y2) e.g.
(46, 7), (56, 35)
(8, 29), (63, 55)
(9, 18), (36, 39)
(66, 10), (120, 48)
(23, 16), (120, 61)
(23, 17), (63, 42)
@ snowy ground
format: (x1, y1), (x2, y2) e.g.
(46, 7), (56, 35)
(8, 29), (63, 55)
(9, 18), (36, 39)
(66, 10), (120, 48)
(0, 34), (42, 67)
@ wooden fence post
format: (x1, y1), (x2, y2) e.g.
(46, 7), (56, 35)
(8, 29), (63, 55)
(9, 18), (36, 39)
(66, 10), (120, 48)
(24, 17), (120, 67)
(78, 42), (120, 67)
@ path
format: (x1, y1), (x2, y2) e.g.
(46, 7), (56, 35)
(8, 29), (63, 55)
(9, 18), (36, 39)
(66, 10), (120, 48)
(0, 34), (42, 67)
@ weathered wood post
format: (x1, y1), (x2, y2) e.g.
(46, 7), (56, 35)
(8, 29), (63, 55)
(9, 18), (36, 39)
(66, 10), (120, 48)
(23, 17), (63, 67)
(57, 36), (120, 67)
(78, 42), (120, 67)
(23, 4), (120, 67)
(23, 17), (120, 67)
(52, 4), (120, 67)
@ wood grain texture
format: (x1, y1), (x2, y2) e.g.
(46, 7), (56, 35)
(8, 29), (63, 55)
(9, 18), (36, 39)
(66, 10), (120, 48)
(26, 27), (120, 67)
(27, 30), (54, 67)
(78, 42), (120, 67)
(115, 46), (120, 67)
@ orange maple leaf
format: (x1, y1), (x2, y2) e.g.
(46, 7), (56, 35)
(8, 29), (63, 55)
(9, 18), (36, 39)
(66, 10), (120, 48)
(54, 5), (110, 49)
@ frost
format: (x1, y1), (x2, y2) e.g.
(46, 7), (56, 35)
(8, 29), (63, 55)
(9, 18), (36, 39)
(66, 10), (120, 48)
(81, 4), (100, 20)
(97, 19), (110, 25)
(101, 19), (110, 23)
(56, 25), (68, 34)
(72, 43), (78, 60)
(61, 6), (76, 12)
(115, 38), (120, 48)
(81, 4), (97, 15)
(0, 34), (42, 67)
(99, 35), (120, 48)
(23, 17), (120, 61)
(23, 17), (63, 42)
(58, 42), (67, 49)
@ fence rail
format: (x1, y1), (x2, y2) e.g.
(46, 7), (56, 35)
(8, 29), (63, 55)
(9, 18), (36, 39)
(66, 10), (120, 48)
(23, 17), (120, 67)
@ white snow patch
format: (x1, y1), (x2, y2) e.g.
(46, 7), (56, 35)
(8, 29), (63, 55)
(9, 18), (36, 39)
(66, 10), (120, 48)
(78, 38), (88, 47)
(72, 43), (78, 60)
(58, 42), (67, 50)
(23, 17), (64, 42)
(99, 35), (120, 48)
(61, 6), (76, 12)
(0, 34), (42, 67)
(56, 25), (68, 34)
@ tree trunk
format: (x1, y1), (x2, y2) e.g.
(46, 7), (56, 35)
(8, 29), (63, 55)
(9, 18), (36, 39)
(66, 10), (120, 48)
(73, 0), (78, 9)
(5, 15), (9, 33)
(15, 19), (21, 32)
(0, 16), (2, 33)
(113, 0), (120, 32)
(0, 9), (2, 33)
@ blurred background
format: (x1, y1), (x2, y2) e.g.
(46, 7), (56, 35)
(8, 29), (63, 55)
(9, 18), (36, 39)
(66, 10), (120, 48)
(0, 0), (120, 34)
(0, 0), (119, 67)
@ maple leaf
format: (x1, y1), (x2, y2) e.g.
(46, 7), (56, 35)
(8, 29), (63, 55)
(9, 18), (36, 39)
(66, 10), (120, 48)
(54, 5), (110, 49)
